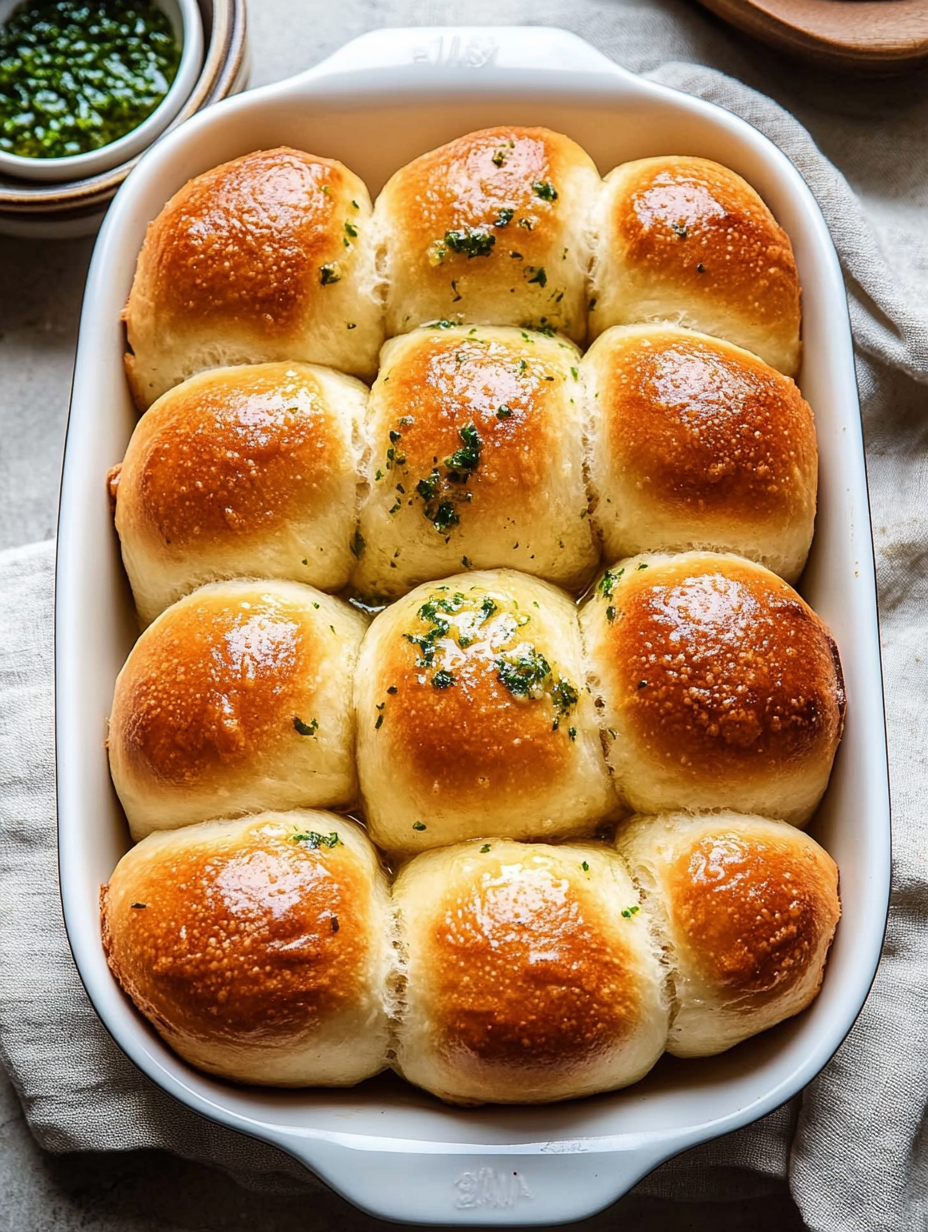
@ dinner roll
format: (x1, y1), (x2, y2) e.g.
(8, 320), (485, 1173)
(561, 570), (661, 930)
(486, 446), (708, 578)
(393, 839), (668, 1104)
(583, 325), (817, 582)
(617, 812), (840, 1056)
(376, 126), (599, 342)
(108, 580), (366, 839)
(102, 811), (395, 1085)
(355, 570), (617, 855)
(580, 552), (845, 824)
(124, 147), (383, 409)
(353, 325), (595, 598)
(589, 156), (801, 376)
(110, 362), (367, 626)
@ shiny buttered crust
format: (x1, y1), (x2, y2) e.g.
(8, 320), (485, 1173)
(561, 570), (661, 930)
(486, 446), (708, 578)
(355, 570), (618, 856)
(354, 326), (596, 597)
(101, 811), (395, 1085)
(617, 812), (840, 1057)
(376, 127), (600, 341)
(583, 326), (817, 582)
(124, 148), (384, 409)
(589, 157), (802, 376)
(108, 580), (367, 839)
(112, 363), (368, 625)
(580, 553), (845, 824)
(392, 839), (669, 1104)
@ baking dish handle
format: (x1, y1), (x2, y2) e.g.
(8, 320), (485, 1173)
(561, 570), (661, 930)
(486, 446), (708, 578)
(271, 1132), (670, 1226)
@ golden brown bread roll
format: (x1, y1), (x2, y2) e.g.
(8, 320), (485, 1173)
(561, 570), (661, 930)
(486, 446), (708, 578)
(108, 580), (366, 840)
(102, 811), (395, 1085)
(124, 147), (383, 410)
(355, 570), (618, 856)
(580, 552), (845, 824)
(376, 126), (599, 341)
(589, 157), (802, 376)
(110, 362), (368, 625)
(353, 325), (596, 597)
(583, 325), (817, 582)
(616, 812), (840, 1056)
(392, 839), (669, 1104)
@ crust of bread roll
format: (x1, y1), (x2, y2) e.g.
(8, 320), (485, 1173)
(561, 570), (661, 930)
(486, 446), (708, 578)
(124, 148), (383, 409)
(580, 552), (845, 825)
(102, 811), (395, 1085)
(111, 363), (367, 626)
(355, 570), (618, 856)
(616, 811), (840, 1056)
(108, 580), (367, 839)
(353, 325), (595, 597)
(589, 157), (801, 376)
(393, 839), (669, 1104)
(376, 127), (600, 342)
(583, 325), (817, 582)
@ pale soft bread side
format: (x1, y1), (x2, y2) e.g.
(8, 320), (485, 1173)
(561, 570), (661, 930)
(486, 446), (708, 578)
(583, 325), (817, 583)
(589, 157), (801, 376)
(355, 569), (618, 856)
(616, 812), (840, 1057)
(124, 147), (383, 409)
(579, 552), (845, 825)
(376, 126), (599, 342)
(393, 839), (669, 1104)
(108, 580), (367, 839)
(102, 811), (395, 1085)
(353, 325), (595, 598)
(111, 362), (368, 626)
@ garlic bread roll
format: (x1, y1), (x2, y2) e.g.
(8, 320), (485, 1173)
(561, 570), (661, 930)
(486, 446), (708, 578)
(354, 326), (595, 597)
(102, 811), (395, 1085)
(111, 363), (367, 626)
(393, 839), (668, 1104)
(108, 581), (366, 839)
(580, 553), (845, 824)
(617, 812), (840, 1057)
(125, 147), (383, 409)
(584, 325), (817, 582)
(377, 126), (599, 341)
(355, 570), (617, 855)
(590, 157), (801, 376)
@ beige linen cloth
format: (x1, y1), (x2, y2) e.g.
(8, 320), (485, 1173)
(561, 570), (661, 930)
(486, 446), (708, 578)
(2, 26), (928, 1232)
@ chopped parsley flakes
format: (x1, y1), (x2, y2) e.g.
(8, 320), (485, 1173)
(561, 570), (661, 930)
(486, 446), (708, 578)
(292, 831), (341, 848)
(532, 180), (558, 201)
(293, 716), (318, 737)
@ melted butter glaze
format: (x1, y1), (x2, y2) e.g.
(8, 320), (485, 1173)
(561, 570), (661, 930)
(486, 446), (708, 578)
(132, 366), (347, 546)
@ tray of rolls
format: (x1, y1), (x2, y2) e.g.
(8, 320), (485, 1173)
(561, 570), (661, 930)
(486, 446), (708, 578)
(57, 26), (890, 1227)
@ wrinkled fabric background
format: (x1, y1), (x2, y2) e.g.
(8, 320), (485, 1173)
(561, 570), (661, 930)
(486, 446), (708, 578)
(1, 4), (927, 1230)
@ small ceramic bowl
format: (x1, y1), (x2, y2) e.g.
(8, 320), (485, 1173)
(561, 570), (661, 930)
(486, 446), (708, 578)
(0, 0), (204, 183)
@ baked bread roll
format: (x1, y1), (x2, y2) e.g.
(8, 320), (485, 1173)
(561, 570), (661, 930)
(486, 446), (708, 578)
(393, 839), (668, 1104)
(583, 325), (817, 582)
(589, 157), (801, 376)
(124, 147), (383, 410)
(353, 325), (595, 597)
(376, 126), (599, 342)
(355, 570), (617, 855)
(102, 811), (395, 1085)
(108, 580), (366, 839)
(616, 812), (840, 1056)
(110, 362), (368, 626)
(580, 552), (845, 824)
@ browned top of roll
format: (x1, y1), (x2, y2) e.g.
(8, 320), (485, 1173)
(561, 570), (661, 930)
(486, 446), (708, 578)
(602, 557), (845, 774)
(668, 827), (839, 1001)
(422, 853), (641, 1065)
(610, 157), (800, 335)
(112, 589), (316, 784)
(123, 365), (352, 548)
(131, 148), (358, 336)
(599, 330), (816, 520)
(102, 822), (368, 1042)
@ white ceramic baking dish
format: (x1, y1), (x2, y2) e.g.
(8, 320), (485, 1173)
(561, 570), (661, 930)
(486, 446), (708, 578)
(56, 26), (890, 1226)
